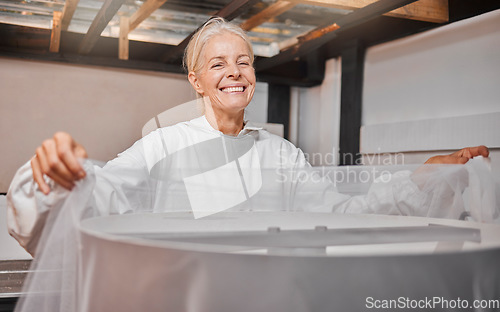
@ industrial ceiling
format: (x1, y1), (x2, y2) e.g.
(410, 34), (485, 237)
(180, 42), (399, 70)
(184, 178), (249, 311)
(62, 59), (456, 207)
(0, 0), (498, 86)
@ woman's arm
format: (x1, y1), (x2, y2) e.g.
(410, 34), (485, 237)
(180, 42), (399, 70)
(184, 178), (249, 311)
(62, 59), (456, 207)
(6, 131), (154, 254)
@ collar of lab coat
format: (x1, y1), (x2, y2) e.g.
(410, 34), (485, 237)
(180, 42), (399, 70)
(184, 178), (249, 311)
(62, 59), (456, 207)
(189, 115), (263, 136)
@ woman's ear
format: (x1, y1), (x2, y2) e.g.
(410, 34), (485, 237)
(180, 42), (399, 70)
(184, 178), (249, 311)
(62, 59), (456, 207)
(188, 72), (204, 95)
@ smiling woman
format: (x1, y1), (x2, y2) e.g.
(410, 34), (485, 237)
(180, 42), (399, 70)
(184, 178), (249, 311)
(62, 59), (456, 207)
(6, 17), (492, 259)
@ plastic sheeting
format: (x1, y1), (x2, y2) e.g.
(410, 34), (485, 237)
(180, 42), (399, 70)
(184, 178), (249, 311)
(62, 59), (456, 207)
(13, 159), (500, 312)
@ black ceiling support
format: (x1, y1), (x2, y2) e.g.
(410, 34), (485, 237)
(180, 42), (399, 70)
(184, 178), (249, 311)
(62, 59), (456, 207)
(267, 84), (291, 139)
(449, 0), (500, 22)
(0, 297), (18, 312)
(304, 49), (326, 85)
(257, 49), (325, 87)
(338, 40), (365, 166)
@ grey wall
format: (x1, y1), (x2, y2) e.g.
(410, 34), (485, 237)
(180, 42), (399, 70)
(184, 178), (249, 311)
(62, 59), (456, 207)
(362, 9), (500, 126)
(361, 9), (500, 177)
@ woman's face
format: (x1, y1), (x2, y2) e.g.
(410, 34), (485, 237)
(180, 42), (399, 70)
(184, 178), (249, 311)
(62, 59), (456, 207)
(189, 32), (256, 115)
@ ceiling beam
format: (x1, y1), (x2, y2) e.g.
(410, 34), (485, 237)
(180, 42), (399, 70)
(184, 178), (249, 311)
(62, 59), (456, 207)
(275, 22), (340, 55)
(0, 48), (185, 74)
(77, 0), (126, 54)
(256, 0), (421, 72)
(49, 11), (62, 53)
(240, 1), (296, 31)
(119, 16), (129, 60)
(289, 0), (448, 23)
(161, 0), (260, 63)
(61, 0), (80, 31)
(129, 0), (168, 33)
(297, 23), (340, 43)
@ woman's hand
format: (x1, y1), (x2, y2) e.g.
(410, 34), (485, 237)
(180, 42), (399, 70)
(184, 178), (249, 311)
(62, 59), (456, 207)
(31, 132), (88, 194)
(424, 145), (489, 164)
(412, 146), (489, 191)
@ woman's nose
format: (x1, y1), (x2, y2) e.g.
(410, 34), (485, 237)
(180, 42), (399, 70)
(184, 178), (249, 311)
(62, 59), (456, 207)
(226, 63), (241, 78)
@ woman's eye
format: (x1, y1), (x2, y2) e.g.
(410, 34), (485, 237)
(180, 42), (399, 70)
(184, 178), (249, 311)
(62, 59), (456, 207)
(238, 62), (249, 66)
(211, 63), (223, 69)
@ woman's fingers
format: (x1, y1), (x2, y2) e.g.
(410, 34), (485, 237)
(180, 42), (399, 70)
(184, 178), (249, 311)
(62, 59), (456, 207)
(31, 155), (50, 195)
(54, 132), (87, 179)
(36, 142), (75, 191)
(426, 146), (489, 165)
(469, 145), (489, 157)
(452, 145), (489, 159)
(32, 132), (89, 193)
(456, 156), (469, 164)
(42, 139), (77, 184)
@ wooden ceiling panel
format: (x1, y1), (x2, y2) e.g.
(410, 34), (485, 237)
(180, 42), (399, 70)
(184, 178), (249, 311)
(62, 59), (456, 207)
(240, 1), (297, 31)
(288, 0), (448, 23)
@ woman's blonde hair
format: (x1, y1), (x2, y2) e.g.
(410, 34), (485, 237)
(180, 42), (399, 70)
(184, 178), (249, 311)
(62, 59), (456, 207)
(183, 17), (254, 74)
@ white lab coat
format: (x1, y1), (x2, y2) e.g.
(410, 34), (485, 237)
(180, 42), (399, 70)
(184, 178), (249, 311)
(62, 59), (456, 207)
(7, 116), (425, 254)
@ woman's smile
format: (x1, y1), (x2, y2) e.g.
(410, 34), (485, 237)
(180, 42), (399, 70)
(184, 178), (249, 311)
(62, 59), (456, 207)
(220, 85), (246, 93)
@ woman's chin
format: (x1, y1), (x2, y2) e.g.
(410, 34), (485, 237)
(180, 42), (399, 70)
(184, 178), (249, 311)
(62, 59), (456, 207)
(204, 94), (251, 113)
(227, 101), (250, 112)
(213, 100), (250, 112)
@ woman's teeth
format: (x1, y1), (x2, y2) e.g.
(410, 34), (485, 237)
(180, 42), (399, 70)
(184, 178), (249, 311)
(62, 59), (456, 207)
(221, 86), (244, 93)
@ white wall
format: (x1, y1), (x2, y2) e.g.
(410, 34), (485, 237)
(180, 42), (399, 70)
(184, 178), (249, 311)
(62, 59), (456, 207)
(363, 9), (500, 126)
(292, 58), (342, 166)
(361, 9), (500, 177)
(0, 195), (31, 259)
(246, 82), (268, 123)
